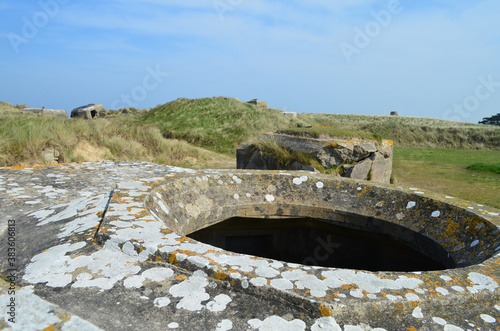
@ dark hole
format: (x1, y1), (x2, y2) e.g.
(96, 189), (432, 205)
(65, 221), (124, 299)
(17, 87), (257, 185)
(188, 216), (448, 272)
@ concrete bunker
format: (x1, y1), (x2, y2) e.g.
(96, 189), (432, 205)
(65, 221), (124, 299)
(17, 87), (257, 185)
(4, 163), (499, 330)
(188, 215), (448, 272)
(146, 172), (500, 273)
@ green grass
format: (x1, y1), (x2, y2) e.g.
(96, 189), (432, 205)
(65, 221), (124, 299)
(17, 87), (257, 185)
(277, 126), (380, 140)
(393, 147), (500, 208)
(466, 163), (500, 174)
(142, 97), (299, 154)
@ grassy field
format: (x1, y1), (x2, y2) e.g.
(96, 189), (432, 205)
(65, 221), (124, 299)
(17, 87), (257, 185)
(393, 148), (500, 208)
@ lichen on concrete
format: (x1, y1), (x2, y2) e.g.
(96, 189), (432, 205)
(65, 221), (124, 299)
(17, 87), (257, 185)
(1, 161), (499, 330)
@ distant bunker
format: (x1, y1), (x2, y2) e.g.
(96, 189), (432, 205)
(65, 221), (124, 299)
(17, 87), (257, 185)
(70, 103), (104, 119)
(4, 163), (500, 330)
(23, 107), (68, 118)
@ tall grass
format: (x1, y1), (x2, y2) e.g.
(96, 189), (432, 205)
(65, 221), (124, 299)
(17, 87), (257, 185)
(300, 114), (500, 150)
(142, 97), (298, 154)
(0, 113), (228, 167)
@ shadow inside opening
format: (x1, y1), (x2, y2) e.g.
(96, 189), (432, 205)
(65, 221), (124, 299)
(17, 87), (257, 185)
(188, 216), (448, 272)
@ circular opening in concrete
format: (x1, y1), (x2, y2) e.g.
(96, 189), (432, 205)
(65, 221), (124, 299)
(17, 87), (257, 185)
(188, 215), (448, 272)
(146, 172), (499, 273)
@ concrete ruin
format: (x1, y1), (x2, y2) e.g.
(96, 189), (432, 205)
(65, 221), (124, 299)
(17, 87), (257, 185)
(70, 104), (104, 119)
(238, 131), (394, 184)
(1, 161), (499, 330)
(22, 108), (68, 118)
(247, 99), (268, 108)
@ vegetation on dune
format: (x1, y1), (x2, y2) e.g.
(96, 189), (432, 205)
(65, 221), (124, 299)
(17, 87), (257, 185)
(142, 97), (299, 154)
(0, 114), (229, 168)
(0, 101), (27, 113)
(299, 113), (500, 150)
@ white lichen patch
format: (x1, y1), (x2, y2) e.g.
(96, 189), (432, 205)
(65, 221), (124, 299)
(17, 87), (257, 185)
(206, 294), (232, 312)
(124, 267), (174, 288)
(405, 293), (420, 301)
(467, 272), (498, 293)
(311, 316), (342, 331)
(23, 242), (87, 287)
(250, 277), (267, 287)
(270, 278), (294, 290)
(436, 287), (449, 296)
(60, 315), (104, 331)
(169, 275), (210, 311)
(480, 314), (496, 323)
(0, 286), (60, 329)
(406, 201), (416, 209)
(153, 297), (171, 308)
(265, 194), (275, 202)
(248, 316), (306, 330)
(412, 307), (424, 319)
(432, 317), (447, 325)
(216, 319), (233, 331)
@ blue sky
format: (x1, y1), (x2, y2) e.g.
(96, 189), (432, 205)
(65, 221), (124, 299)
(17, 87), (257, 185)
(1, 0), (499, 123)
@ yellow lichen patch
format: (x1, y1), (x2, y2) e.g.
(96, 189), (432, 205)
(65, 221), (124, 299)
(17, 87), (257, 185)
(319, 304), (333, 317)
(177, 250), (197, 256)
(43, 325), (56, 331)
(341, 284), (354, 290)
(176, 275), (187, 281)
(395, 302), (405, 311)
(168, 253), (177, 265)
(406, 327), (417, 331)
(357, 193), (363, 197)
(409, 301), (420, 308)
(155, 256), (163, 262)
(215, 272), (228, 280)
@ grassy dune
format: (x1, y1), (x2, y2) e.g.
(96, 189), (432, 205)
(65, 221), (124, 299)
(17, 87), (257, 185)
(142, 97), (299, 154)
(0, 113), (230, 168)
(300, 113), (500, 150)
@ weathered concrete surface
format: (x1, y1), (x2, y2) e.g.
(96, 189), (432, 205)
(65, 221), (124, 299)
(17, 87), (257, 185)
(237, 132), (393, 183)
(22, 108), (68, 118)
(70, 104), (104, 119)
(1, 161), (499, 330)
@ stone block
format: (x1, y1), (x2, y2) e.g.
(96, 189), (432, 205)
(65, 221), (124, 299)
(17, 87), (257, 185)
(369, 152), (388, 183)
(343, 158), (372, 180)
